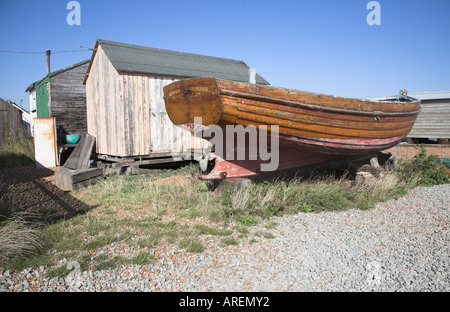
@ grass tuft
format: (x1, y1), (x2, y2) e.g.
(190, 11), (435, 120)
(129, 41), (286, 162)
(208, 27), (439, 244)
(178, 238), (205, 253)
(0, 214), (44, 265)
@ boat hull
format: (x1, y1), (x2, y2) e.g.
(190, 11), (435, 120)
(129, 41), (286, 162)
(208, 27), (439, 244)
(163, 78), (420, 179)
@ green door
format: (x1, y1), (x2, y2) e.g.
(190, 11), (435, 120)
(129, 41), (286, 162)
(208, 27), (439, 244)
(35, 78), (50, 118)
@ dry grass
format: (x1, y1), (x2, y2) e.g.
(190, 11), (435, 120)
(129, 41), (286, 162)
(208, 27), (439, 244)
(0, 176), (48, 267)
(0, 214), (44, 264)
(0, 163), (412, 272)
(0, 127), (34, 169)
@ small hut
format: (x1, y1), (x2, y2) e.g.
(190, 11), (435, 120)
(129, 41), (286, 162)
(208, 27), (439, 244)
(407, 91), (450, 143)
(26, 59), (90, 137)
(83, 39), (269, 164)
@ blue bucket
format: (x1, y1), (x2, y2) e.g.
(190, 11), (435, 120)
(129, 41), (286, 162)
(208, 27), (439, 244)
(66, 134), (81, 144)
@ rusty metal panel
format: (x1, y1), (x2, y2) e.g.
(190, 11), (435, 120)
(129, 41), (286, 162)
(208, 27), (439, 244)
(34, 117), (58, 168)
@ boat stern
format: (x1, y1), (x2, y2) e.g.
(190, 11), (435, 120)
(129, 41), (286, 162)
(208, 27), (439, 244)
(163, 77), (223, 126)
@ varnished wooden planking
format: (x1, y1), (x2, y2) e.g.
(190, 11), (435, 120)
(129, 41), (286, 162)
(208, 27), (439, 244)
(163, 77), (420, 151)
(221, 94), (418, 123)
(164, 77), (223, 125)
(221, 96), (416, 131)
(216, 79), (421, 115)
(220, 111), (411, 139)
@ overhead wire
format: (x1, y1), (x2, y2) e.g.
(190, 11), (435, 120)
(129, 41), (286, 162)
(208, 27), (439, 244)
(0, 49), (92, 54)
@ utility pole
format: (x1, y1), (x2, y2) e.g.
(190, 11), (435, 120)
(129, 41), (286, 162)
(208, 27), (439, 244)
(46, 49), (51, 75)
(80, 45), (83, 61)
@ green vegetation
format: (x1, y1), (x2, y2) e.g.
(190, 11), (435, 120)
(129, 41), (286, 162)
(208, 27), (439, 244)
(395, 144), (450, 187)
(1, 145), (449, 276)
(221, 237), (239, 246)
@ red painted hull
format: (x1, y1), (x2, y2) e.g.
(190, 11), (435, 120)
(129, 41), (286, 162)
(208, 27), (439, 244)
(197, 130), (399, 180)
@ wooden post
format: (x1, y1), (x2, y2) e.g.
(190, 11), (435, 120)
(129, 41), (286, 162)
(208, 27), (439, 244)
(249, 68), (256, 84)
(46, 49), (51, 75)
(395, 142), (400, 167)
(55, 167), (104, 191)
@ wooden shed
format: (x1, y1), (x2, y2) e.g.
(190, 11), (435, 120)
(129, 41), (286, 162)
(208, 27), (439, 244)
(26, 59), (90, 137)
(0, 98), (25, 145)
(83, 39), (269, 162)
(407, 91), (450, 141)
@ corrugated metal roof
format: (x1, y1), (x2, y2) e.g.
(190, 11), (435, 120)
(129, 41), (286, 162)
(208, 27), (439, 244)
(87, 39), (269, 85)
(408, 91), (450, 100)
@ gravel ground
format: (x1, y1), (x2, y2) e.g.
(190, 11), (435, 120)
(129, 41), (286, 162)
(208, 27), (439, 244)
(1, 183), (448, 292)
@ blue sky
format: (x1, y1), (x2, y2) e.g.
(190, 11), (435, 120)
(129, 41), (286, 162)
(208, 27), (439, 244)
(0, 0), (449, 111)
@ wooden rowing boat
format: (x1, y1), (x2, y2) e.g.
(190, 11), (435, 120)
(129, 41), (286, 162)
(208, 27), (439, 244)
(163, 77), (420, 179)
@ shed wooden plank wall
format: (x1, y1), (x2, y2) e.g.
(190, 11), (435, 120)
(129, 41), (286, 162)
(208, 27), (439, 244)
(0, 99), (23, 146)
(407, 99), (450, 138)
(121, 73), (150, 156)
(149, 76), (176, 152)
(49, 62), (89, 134)
(86, 46), (210, 158)
(148, 76), (210, 154)
(86, 45), (125, 156)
